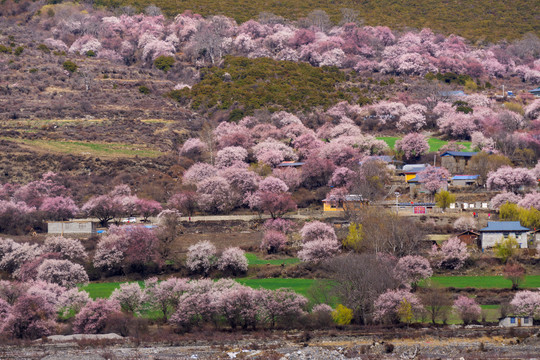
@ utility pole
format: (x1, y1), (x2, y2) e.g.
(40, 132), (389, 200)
(395, 191), (400, 215)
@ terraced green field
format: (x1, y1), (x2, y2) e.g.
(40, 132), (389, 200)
(377, 136), (472, 152)
(426, 275), (540, 289)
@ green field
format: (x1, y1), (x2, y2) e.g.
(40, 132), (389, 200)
(246, 253), (300, 266)
(1, 137), (163, 158)
(377, 136), (472, 153)
(81, 281), (144, 299)
(236, 278), (315, 297)
(425, 275), (540, 289)
(82, 278), (316, 300)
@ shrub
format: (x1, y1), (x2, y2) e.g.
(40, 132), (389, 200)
(38, 44), (50, 53)
(62, 60), (78, 73)
(154, 55), (175, 72)
(139, 85), (151, 94)
(332, 304), (353, 325)
(0, 45), (11, 54)
(494, 236), (520, 263)
(14, 46), (23, 56)
(85, 50), (96, 57)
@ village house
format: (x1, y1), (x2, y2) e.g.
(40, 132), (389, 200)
(401, 164), (428, 183)
(479, 221), (530, 250)
(47, 221), (98, 236)
(529, 87), (540, 96)
(277, 161), (305, 168)
(440, 151), (478, 174)
(322, 194), (368, 212)
(451, 175), (479, 187)
(499, 316), (533, 327)
(396, 202), (436, 214)
(456, 230), (481, 248)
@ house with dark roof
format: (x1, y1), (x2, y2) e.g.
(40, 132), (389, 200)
(479, 221), (530, 249)
(441, 151), (478, 174)
(451, 175), (479, 187)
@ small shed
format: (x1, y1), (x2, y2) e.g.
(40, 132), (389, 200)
(457, 230), (480, 247)
(452, 175), (479, 187)
(499, 316), (533, 327)
(440, 151), (478, 174)
(479, 221), (530, 249)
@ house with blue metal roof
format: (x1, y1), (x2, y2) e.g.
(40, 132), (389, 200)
(451, 175), (479, 187)
(529, 87), (540, 97)
(277, 161), (305, 167)
(479, 221), (530, 249)
(441, 151), (478, 174)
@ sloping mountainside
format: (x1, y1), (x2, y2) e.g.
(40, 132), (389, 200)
(90, 0), (540, 42)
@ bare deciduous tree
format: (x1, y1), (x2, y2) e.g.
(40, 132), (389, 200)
(420, 284), (452, 324)
(324, 254), (400, 324)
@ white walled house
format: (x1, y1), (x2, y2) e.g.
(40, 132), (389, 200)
(47, 221), (98, 235)
(499, 316), (533, 327)
(479, 221), (529, 250)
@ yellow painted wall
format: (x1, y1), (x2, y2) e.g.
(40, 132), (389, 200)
(405, 173), (417, 182)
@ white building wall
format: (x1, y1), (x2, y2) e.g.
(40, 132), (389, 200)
(499, 316), (533, 327)
(481, 232), (528, 249)
(48, 222), (96, 235)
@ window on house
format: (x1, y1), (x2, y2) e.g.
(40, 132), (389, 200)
(524, 317), (529, 324)
(503, 232), (509, 238)
(510, 317), (516, 324)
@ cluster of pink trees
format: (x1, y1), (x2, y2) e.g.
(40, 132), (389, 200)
(0, 236), (89, 288)
(0, 172), (78, 233)
(0, 280), (91, 339)
(0, 176), (165, 233)
(185, 241), (248, 276)
(167, 279), (308, 331)
(0, 276), (342, 338)
(83, 184), (162, 226)
(40, 7), (540, 84)
(93, 225), (161, 274)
